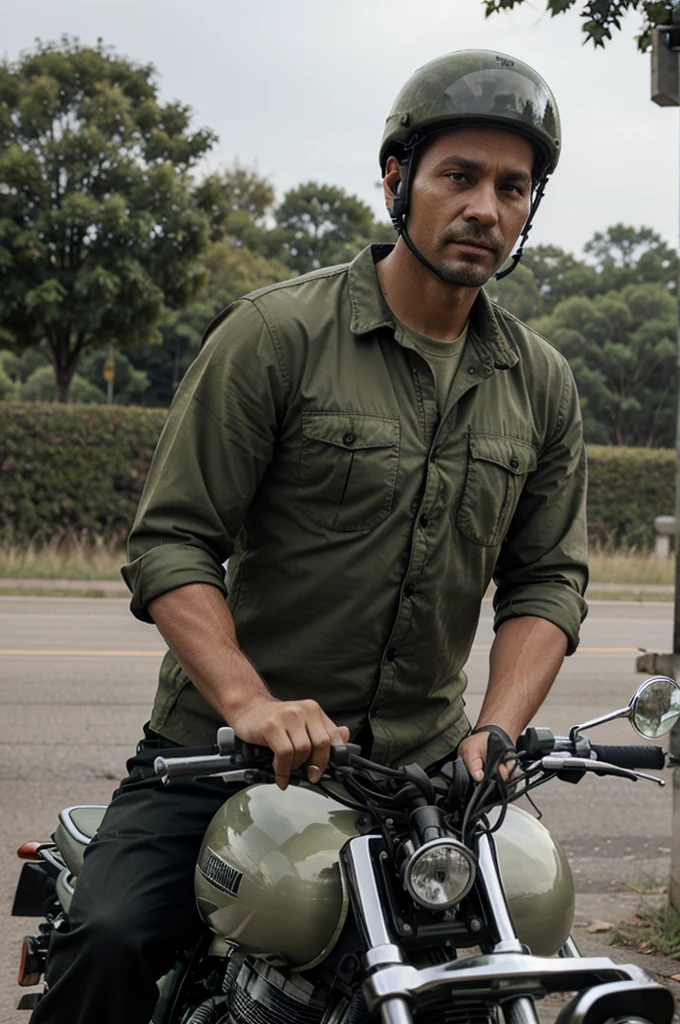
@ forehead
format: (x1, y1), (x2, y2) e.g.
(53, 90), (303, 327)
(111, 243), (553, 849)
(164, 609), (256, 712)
(418, 126), (535, 171)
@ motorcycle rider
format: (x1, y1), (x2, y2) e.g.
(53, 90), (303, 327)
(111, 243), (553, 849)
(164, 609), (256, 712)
(32, 50), (587, 1024)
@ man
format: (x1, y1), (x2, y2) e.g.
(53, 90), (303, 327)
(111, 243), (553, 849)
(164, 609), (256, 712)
(33, 50), (587, 1024)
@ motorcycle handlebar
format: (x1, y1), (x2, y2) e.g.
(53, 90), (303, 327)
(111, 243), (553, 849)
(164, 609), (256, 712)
(589, 744), (666, 770)
(154, 740), (367, 780)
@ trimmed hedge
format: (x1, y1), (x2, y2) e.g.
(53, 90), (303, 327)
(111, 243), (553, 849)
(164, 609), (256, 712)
(0, 405), (676, 548)
(586, 444), (675, 549)
(0, 404), (167, 545)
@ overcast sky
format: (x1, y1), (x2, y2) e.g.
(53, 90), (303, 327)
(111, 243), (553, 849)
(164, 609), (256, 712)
(2, 0), (678, 257)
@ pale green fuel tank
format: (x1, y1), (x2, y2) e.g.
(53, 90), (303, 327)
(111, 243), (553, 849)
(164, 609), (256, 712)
(194, 786), (574, 970)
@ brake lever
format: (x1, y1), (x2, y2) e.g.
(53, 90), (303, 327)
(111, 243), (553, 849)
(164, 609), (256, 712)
(541, 754), (665, 786)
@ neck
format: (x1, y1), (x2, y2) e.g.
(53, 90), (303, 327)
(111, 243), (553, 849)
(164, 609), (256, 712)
(376, 238), (479, 342)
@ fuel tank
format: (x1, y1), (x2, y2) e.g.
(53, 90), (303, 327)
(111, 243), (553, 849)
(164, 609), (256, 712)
(194, 785), (574, 969)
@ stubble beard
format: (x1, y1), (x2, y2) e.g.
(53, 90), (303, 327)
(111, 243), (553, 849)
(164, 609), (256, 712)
(428, 236), (507, 288)
(428, 256), (499, 288)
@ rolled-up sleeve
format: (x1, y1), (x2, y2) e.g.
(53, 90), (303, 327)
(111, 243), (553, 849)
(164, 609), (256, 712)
(492, 362), (588, 654)
(121, 299), (288, 622)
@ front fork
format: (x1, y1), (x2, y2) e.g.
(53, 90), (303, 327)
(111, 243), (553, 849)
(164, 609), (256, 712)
(342, 832), (541, 1024)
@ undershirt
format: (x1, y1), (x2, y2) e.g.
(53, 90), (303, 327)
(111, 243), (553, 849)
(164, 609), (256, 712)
(396, 318), (470, 414)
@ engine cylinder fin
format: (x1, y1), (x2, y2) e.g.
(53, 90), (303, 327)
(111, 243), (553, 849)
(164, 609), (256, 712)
(228, 961), (327, 1024)
(348, 993), (496, 1024)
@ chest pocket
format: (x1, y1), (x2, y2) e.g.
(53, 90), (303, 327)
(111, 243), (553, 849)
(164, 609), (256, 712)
(296, 412), (400, 532)
(455, 432), (537, 547)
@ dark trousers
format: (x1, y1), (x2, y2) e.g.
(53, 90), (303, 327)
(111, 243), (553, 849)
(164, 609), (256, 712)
(31, 728), (239, 1024)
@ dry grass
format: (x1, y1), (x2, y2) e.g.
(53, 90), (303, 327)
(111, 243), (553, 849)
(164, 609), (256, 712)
(588, 549), (674, 586)
(0, 538), (675, 585)
(0, 537), (125, 580)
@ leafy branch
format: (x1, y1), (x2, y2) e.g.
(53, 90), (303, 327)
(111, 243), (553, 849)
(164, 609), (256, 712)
(482, 1), (680, 51)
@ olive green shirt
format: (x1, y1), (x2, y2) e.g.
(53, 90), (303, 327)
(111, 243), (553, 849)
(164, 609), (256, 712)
(122, 244), (588, 767)
(397, 319), (469, 414)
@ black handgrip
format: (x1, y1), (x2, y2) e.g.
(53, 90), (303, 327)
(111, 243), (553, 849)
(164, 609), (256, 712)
(590, 744), (666, 770)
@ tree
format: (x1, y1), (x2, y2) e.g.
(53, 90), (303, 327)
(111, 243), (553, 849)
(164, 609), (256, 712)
(483, 263), (546, 321)
(520, 244), (600, 310)
(77, 351), (150, 404)
(584, 223), (679, 292)
(19, 364), (106, 403)
(0, 36), (216, 401)
(193, 162), (276, 242)
(487, 227), (677, 321)
(481, 1), (679, 50)
(531, 282), (677, 446)
(127, 239), (292, 405)
(275, 182), (394, 274)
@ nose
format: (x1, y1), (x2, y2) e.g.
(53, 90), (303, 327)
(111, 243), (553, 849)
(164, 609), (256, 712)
(462, 181), (499, 227)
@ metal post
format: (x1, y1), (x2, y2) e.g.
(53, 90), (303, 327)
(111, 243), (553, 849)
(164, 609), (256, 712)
(103, 343), (115, 404)
(672, 104), (680, 912)
(652, 21), (680, 911)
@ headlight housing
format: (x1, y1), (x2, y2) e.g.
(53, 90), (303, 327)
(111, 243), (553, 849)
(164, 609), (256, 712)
(403, 838), (476, 911)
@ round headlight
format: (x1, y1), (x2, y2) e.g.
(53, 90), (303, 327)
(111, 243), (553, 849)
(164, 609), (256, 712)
(404, 838), (476, 911)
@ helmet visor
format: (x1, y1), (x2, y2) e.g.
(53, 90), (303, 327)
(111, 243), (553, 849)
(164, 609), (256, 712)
(416, 68), (559, 172)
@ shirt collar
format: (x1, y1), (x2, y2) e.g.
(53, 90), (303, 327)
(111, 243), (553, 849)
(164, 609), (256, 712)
(348, 244), (518, 371)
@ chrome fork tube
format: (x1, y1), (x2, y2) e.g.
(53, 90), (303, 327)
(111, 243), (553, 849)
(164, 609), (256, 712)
(379, 997), (413, 1024)
(476, 835), (523, 953)
(342, 835), (395, 950)
(476, 834), (540, 1024)
(342, 836), (414, 1024)
(558, 935), (581, 958)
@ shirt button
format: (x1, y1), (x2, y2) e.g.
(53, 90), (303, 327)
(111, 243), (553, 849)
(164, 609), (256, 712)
(343, 432), (356, 446)
(509, 456), (519, 471)
(467, 367), (476, 375)
(386, 648), (397, 662)
(419, 514), (429, 528)
(404, 583), (416, 597)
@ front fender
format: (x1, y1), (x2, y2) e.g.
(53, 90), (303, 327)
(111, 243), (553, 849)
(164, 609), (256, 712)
(555, 979), (674, 1024)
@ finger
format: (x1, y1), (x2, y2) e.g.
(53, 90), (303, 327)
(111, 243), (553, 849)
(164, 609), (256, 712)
(307, 717), (351, 783)
(286, 721), (313, 772)
(306, 721), (332, 783)
(317, 709), (350, 748)
(268, 725), (295, 791)
(463, 753), (485, 783)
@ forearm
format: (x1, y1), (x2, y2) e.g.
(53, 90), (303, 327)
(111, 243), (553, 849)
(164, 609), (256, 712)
(148, 582), (274, 722)
(474, 615), (568, 741)
(147, 582), (349, 788)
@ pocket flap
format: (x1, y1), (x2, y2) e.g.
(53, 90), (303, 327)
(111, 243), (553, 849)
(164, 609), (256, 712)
(468, 433), (537, 475)
(302, 412), (400, 451)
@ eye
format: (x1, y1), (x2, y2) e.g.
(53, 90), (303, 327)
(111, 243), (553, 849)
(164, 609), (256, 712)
(501, 182), (526, 196)
(446, 172), (470, 184)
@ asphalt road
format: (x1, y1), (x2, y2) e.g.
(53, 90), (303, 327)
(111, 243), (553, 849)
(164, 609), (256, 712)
(0, 596), (675, 1022)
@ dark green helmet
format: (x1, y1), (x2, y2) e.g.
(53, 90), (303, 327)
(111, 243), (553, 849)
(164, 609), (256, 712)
(380, 49), (561, 178)
(380, 50), (561, 282)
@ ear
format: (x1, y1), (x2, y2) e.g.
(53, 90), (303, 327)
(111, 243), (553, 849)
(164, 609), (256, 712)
(382, 155), (403, 214)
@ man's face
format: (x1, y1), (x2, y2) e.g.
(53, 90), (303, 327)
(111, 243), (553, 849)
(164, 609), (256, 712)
(386, 126), (535, 287)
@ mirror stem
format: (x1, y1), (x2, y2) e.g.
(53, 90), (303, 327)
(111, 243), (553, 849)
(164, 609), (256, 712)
(569, 706), (630, 743)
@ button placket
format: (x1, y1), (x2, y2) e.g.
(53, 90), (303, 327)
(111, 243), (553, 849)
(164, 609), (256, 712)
(370, 355), (442, 731)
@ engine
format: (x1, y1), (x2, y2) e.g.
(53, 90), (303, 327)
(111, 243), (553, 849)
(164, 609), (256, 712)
(181, 951), (499, 1024)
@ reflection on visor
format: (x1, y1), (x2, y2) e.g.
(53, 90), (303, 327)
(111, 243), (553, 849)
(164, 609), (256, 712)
(443, 69), (558, 140)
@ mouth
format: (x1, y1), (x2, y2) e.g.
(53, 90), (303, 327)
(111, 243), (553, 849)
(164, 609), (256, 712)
(451, 240), (495, 255)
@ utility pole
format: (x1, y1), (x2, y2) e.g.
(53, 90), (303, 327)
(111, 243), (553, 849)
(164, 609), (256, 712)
(649, 14), (680, 911)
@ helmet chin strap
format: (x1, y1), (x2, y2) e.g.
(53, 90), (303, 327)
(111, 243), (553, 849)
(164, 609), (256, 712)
(493, 176), (548, 281)
(389, 149), (550, 284)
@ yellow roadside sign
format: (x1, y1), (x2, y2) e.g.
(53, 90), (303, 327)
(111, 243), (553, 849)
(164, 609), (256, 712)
(103, 358), (115, 382)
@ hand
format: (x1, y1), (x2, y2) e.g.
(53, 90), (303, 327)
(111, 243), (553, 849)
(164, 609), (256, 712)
(458, 731), (515, 784)
(227, 697), (350, 790)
